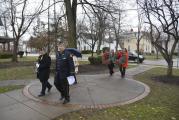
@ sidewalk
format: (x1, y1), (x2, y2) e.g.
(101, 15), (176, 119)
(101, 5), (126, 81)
(0, 65), (153, 120)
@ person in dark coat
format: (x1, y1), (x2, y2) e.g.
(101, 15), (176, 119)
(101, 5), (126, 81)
(54, 41), (75, 104)
(37, 49), (52, 97)
(108, 50), (115, 76)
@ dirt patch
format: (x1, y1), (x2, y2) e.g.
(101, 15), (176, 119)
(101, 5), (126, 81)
(151, 75), (179, 85)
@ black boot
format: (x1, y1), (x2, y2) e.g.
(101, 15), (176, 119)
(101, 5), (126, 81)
(59, 96), (64, 100)
(63, 99), (70, 104)
(48, 85), (52, 92)
(59, 93), (65, 100)
(38, 93), (45, 97)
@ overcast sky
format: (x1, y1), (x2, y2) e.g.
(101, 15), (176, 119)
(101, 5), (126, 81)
(0, 0), (139, 40)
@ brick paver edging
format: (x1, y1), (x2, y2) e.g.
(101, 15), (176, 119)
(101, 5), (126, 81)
(23, 78), (150, 109)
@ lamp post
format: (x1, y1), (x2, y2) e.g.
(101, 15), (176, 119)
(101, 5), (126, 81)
(177, 12), (179, 68)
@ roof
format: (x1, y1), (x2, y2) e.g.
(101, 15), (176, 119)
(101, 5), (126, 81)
(0, 36), (15, 43)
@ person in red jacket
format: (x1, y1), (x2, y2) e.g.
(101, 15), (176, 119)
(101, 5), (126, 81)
(116, 50), (122, 63)
(119, 48), (128, 78)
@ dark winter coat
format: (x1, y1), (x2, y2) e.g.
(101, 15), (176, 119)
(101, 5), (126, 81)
(37, 53), (51, 81)
(55, 50), (74, 82)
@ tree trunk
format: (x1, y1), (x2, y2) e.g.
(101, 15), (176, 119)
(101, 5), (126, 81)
(137, 40), (140, 64)
(91, 42), (96, 57)
(155, 47), (159, 59)
(167, 60), (173, 76)
(115, 39), (119, 52)
(64, 0), (77, 48)
(12, 38), (18, 62)
(97, 29), (103, 55)
(91, 50), (94, 57)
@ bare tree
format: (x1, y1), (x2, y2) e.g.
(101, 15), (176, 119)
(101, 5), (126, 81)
(28, 31), (56, 51)
(92, 0), (114, 54)
(136, 0), (145, 63)
(138, 0), (179, 76)
(63, 0), (112, 49)
(77, 20), (98, 57)
(111, 8), (125, 51)
(95, 9), (108, 54)
(102, 0), (125, 51)
(6, 0), (45, 62)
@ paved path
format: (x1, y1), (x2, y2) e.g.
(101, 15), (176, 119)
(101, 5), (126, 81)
(0, 65), (153, 120)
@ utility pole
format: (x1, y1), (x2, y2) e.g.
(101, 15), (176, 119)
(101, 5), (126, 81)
(177, 42), (179, 68)
(47, 0), (50, 54)
(53, 0), (57, 58)
(136, 0), (140, 64)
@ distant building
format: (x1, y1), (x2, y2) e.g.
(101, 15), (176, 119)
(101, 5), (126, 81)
(77, 31), (153, 53)
(121, 31), (153, 53)
(77, 32), (119, 52)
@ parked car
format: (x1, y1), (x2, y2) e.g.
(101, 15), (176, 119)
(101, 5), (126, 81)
(128, 51), (145, 63)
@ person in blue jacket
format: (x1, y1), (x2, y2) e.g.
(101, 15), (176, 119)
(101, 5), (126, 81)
(54, 41), (75, 104)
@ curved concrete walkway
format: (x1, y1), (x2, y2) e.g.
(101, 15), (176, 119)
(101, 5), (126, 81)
(0, 65), (154, 120)
(24, 73), (149, 109)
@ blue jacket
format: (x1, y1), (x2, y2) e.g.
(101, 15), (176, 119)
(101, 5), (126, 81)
(55, 50), (74, 80)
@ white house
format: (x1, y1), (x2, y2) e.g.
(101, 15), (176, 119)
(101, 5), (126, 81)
(77, 31), (153, 53)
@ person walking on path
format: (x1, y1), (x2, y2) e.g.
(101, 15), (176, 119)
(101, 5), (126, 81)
(119, 48), (128, 78)
(54, 41), (75, 104)
(102, 48), (115, 76)
(36, 49), (52, 97)
(72, 54), (79, 84)
(108, 49), (115, 76)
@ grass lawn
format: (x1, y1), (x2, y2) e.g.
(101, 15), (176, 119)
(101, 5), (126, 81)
(79, 61), (90, 65)
(0, 56), (37, 63)
(0, 85), (24, 93)
(0, 66), (36, 81)
(18, 56), (37, 62)
(54, 67), (179, 120)
(144, 54), (177, 60)
(144, 54), (164, 60)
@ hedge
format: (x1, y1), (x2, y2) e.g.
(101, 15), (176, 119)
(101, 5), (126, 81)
(81, 50), (92, 54)
(88, 56), (102, 64)
(0, 53), (13, 59)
